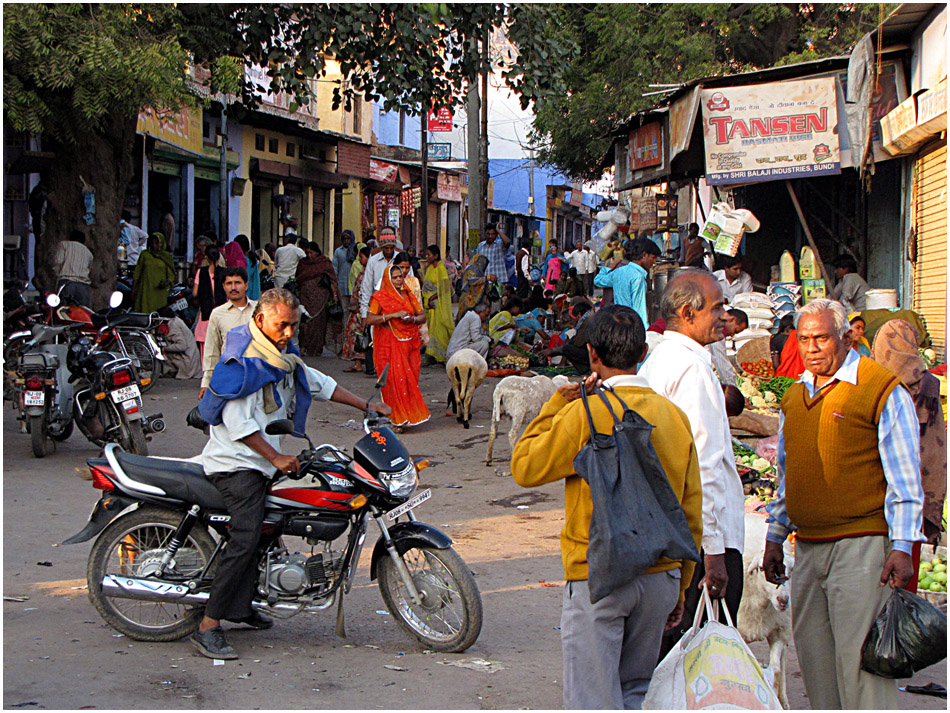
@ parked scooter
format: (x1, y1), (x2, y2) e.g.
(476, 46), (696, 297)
(14, 322), (78, 457)
(64, 366), (482, 652)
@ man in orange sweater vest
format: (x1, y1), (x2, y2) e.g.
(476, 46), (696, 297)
(512, 306), (703, 709)
(762, 299), (924, 710)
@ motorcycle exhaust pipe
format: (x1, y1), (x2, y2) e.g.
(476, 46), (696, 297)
(143, 415), (166, 434)
(100, 575), (335, 612)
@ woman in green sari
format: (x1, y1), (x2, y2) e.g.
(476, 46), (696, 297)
(422, 244), (455, 362)
(133, 233), (176, 313)
(456, 254), (489, 323)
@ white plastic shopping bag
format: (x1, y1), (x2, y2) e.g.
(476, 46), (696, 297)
(644, 584), (783, 710)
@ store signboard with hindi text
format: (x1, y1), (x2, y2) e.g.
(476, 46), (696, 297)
(628, 123), (663, 171)
(700, 77), (841, 186)
(137, 106), (202, 155)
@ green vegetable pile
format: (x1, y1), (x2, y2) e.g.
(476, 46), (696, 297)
(759, 376), (795, 401)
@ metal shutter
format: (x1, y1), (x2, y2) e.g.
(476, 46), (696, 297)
(913, 140), (947, 360)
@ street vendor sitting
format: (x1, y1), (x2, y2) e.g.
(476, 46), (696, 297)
(488, 297), (527, 345)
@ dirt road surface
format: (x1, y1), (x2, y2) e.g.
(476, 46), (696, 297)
(3, 356), (946, 709)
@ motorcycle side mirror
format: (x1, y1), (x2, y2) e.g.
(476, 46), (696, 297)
(375, 364), (389, 391)
(108, 291), (123, 309)
(264, 419), (295, 436)
(46, 293), (61, 308)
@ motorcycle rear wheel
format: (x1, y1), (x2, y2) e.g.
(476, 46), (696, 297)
(124, 336), (159, 392)
(30, 412), (49, 458)
(121, 420), (149, 456)
(87, 506), (216, 641)
(378, 544), (482, 653)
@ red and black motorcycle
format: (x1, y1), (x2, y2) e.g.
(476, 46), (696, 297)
(64, 367), (482, 652)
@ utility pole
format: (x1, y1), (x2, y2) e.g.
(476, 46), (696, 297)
(480, 28), (490, 231)
(420, 109), (428, 252)
(219, 103), (229, 240)
(528, 153), (535, 217)
(466, 45), (482, 253)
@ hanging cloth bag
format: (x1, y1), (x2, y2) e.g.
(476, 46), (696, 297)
(575, 386), (701, 604)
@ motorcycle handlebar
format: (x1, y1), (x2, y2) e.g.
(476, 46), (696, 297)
(273, 449), (313, 481)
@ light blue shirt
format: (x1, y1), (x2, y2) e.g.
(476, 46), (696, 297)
(593, 262), (649, 329)
(766, 349), (924, 554)
(477, 239), (508, 282)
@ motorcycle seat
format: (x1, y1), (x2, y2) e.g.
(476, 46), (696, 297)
(114, 451), (226, 511)
(91, 311), (156, 330)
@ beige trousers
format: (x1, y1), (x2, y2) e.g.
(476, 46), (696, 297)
(792, 535), (898, 710)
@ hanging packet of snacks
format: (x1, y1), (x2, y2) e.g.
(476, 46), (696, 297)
(700, 202), (760, 257)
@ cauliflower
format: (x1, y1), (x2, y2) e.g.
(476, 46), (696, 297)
(751, 458), (772, 472)
(764, 391), (778, 404)
(738, 380), (758, 399)
(750, 395), (768, 409)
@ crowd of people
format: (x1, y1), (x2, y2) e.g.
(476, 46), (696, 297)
(57, 211), (941, 706)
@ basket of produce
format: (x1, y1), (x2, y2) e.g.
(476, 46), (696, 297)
(736, 337), (773, 378)
(733, 440), (777, 500)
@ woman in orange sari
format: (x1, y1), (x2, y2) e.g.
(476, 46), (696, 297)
(365, 265), (430, 431)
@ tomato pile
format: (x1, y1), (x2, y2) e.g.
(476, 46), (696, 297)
(741, 359), (775, 378)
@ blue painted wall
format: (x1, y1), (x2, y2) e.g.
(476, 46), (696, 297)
(373, 104), (421, 150)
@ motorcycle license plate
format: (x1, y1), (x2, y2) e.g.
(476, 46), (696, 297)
(171, 298), (188, 312)
(387, 488), (431, 521)
(111, 384), (141, 403)
(24, 390), (45, 406)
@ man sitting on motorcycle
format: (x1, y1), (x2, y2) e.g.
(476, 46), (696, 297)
(194, 287), (390, 659)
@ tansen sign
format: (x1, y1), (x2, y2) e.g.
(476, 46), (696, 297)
(700, 77), (841, 185)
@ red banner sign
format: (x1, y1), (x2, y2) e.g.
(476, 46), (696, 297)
(428, 106), (454, 132)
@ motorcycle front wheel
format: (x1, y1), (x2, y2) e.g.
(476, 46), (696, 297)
(30, 412), (49, 458)
(87, 506), (216, 641)
(378, 544), (482, 653)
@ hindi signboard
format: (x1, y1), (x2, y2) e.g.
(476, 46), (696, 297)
(700, 77), (841, 186)
(428, 142), (451, 161)
(428, 106), (454, 132)
(628, 123), (663, 171)
(137, 107), (202, 155)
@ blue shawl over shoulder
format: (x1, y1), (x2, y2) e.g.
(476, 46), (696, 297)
(197, 324), (312, 434)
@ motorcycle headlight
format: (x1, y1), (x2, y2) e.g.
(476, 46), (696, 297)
(379, 462), (417, 499)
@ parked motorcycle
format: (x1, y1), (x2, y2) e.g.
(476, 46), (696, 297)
(14, 323), (78, 457)
(67, 295), (165, 456)
(64, 367), (482, 652)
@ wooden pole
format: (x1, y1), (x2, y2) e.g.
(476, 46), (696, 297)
(785, 180), (833, 286)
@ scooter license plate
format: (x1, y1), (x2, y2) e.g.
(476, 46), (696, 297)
(111, 384), (141, 403)
(24, 390), (45, 406)
(386, 488), (431, 521)
(171, 298), (188, 312)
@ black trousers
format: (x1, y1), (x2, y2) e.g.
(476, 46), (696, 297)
(204, 469), (268, 621)
(658, 547), (744, 660)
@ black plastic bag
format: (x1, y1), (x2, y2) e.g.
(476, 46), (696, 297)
(861, 587), (947, 678)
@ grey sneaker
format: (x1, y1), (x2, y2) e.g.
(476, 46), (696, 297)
(191, 625), (238, 660)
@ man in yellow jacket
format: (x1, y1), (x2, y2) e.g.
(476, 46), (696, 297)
(512, 305), (703, 709)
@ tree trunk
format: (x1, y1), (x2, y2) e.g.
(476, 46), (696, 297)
(37, 111), (138, 310)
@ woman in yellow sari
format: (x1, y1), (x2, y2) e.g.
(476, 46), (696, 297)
(365, 265), (430, 431)
(421, 244), (454, 362)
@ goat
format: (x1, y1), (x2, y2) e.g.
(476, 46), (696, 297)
(445, 348), (488, 428)
(485, 374), (570, 465)
(738, 513), (794, 710)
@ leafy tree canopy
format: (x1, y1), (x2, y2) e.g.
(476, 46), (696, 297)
(531, 3), (888, 181)
(4, 3), (577, 146)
